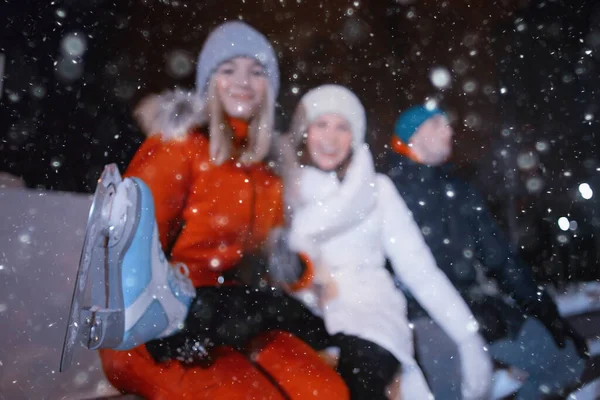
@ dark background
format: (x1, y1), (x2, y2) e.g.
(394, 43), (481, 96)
(1, 0), (599, 285)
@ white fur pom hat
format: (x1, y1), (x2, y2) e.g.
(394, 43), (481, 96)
(295, 84), (366, 149)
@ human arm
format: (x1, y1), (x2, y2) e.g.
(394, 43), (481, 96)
(465, 184), (589, 357)
(379, 176), (492, 399)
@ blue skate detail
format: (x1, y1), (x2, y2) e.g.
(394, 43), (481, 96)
(117, 300), (169, 350)
(167, 267), (195, 306)
(121, 178), (154, 309)
(115, 177), (193, 348)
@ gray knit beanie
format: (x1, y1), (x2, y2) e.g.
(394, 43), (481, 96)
(196, 21), (280, 98)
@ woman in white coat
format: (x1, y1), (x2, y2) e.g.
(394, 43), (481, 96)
(280, 84), (492, 400)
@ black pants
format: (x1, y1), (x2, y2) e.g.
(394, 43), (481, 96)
(146, 286), (399, 398)
(335, 334), (400, 400)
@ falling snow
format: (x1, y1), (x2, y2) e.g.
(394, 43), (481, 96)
(429, 67), (452, 89)
(1, 1), (600, 399)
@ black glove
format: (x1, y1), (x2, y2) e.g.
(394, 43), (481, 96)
(146, 333), (215, 367)
(145, 287), (221, 367)
(525, 291), (590, 359)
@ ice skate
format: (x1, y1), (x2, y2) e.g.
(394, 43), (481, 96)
(60, 164), (195, 372)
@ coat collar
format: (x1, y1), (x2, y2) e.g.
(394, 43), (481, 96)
(387, 152), (453, 183)
(290, 145), (378, 242)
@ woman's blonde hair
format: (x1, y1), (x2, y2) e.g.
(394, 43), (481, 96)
(204, 76), (275, 166)
(275, 103), (309, 217)
(286, 102), (309, 152)
(133, 71), (275, 166)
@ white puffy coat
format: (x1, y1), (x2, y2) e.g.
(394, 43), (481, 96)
(288, 145), (480, 379)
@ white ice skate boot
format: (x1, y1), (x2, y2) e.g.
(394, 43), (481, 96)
(60, 164), (195, 371)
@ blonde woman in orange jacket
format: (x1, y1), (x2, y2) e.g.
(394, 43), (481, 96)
(72, 21), (347, 400)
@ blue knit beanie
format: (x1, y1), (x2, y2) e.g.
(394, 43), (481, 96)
(196, 21), (280, 98)
(394, 105), (446, 144)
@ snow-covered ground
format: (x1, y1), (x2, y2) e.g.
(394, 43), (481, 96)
(568, 379), (600, 400)
(555, 284), (600, 400)
(488, 283), (600, 400)
(555, 281), (600, 360)
(0, 187), (118, 399)
(553, 282), (600, 319)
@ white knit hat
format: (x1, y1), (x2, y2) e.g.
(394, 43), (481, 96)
(299, 84), (366, 148)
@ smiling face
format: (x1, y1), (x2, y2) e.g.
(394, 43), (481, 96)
(410, 115), (454, 166)
(214, 57), (268, 120)
(306, 113), (353, 172)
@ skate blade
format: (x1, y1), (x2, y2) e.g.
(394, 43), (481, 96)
(60, 164), (122, 372)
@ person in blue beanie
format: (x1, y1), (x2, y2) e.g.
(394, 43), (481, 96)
(386, 104), (589, 400)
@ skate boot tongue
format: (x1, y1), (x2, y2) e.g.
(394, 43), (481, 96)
(106, 179), (134, 245)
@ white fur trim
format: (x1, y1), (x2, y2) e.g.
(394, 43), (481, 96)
(133, 89), (206, 140)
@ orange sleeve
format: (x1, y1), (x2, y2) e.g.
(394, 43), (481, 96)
(288, 252), (314, 292)
(124, 135), (195, 250)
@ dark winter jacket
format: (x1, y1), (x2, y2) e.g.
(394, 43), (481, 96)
(386, 154), (557, 342)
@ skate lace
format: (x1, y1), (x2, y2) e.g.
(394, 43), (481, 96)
(172, 262), (190, 280)
(167, 261), (194, 298)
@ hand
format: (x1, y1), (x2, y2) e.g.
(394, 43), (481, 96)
(146, 334), (215, 367)
(526, 291), (590, 359)
(457, 334), (493, 400)
(266, 228), (304, 286)
(544, 316), (590, 359)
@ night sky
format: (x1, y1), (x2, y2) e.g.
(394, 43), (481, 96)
(1, 0), (599, 283)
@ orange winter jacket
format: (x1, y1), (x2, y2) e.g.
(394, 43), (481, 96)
(98, 118), (344, 400)
(124, 122), (289, 287)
